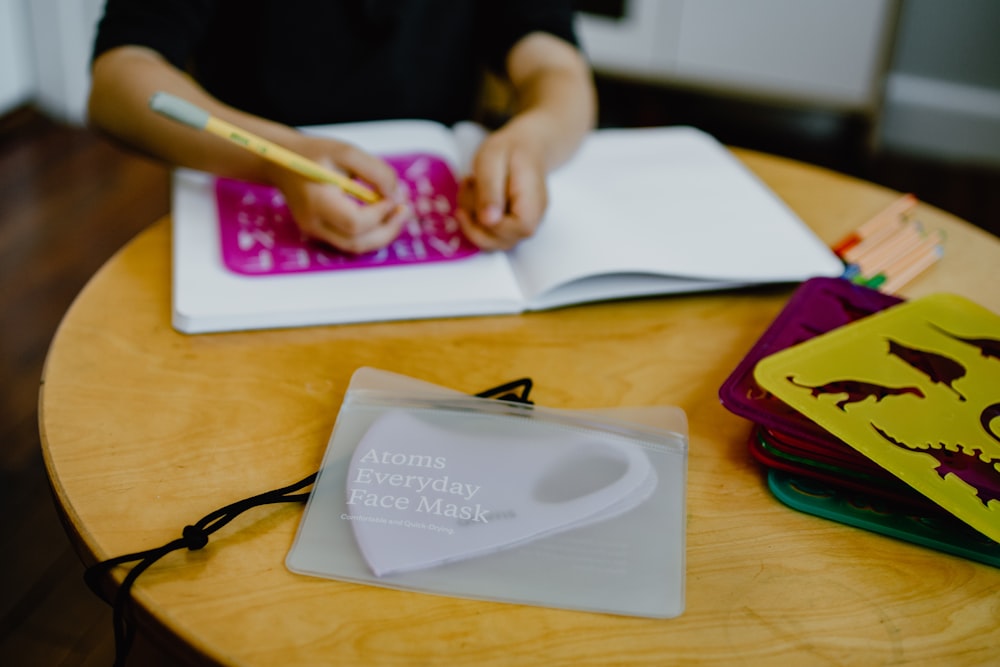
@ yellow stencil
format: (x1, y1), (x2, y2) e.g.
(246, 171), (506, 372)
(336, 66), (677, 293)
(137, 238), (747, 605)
(754, 293), (1000, 542)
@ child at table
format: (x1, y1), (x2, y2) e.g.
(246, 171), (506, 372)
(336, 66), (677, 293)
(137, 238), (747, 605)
(87, 0), (597, 254)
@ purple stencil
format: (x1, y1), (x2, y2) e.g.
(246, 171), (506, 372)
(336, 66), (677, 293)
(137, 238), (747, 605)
(719, 277), (904, 450)
(215, 153), (478, 276)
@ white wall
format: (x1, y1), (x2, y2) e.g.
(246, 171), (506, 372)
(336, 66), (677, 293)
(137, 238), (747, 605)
(29, 0), (106, 123)
(878, 0), (1000, 165)
(0, 0), (36, 112)
(0, 0), (104, 123)
(578, 0), (897, 114)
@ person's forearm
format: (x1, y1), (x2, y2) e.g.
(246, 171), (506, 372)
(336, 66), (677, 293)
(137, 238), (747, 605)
(504, 32), (597, 170)
(88, 46), (308, 182)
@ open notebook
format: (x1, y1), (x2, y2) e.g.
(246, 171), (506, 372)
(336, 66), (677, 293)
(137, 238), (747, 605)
(171, 121), (843, 333)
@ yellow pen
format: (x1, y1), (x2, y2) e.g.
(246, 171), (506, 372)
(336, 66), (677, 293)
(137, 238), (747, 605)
(148, 91), (379, 203)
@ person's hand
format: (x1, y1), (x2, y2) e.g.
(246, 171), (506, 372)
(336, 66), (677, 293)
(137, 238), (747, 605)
(456, 120), (549, 251)
(454, 30), (597, 251)
(267, 136), (410, 254)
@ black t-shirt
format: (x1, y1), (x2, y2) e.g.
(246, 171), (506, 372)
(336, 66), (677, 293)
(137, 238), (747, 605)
(93, 0), (579, 127)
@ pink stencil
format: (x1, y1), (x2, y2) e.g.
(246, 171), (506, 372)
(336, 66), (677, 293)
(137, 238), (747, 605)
(215, 153), (478, 276)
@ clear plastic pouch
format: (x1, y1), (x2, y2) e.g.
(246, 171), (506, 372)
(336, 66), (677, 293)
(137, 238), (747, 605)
(286, 368), (688, 618)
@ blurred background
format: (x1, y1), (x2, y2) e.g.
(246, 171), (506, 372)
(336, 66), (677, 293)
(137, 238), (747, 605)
(1, 0), (998, 664)
(5, 0), (996, 231)
(4, 1), (1000, 166)
(574, 0), (1000, 240)
(577, 0), (1000, 165)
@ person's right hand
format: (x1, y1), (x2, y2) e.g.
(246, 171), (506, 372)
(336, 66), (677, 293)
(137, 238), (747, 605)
(266, 136), (411, 254)
(89, 48), (413, 254)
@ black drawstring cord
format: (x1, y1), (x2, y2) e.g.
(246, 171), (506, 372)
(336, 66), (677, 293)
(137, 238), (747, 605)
(474, 377), (534, 404)
(83, 378), (533, 666)
(84, 472), (317, 667)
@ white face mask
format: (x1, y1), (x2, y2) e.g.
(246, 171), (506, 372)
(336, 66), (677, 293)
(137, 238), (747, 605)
(345, 409), (658, 576)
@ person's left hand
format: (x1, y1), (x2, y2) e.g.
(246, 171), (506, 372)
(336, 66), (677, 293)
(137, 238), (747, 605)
(455, 121), (549, 251)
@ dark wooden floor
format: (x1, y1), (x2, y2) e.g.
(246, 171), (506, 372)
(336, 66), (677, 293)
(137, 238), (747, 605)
(1, 93), (998, 666)
(0, 106), (171, 666)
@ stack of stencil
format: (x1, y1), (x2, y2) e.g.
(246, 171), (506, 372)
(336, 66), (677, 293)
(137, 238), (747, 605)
(719, 277), (1000, 566)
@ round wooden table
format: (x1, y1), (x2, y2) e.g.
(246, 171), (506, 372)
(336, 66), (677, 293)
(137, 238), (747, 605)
(40, 150), (1000, 666)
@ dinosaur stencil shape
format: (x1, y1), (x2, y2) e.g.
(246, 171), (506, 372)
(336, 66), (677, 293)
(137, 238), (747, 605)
(931, 324), (1000, 362)
(786, 375), (924, 411)
(887, 338), (967, 401)
(872, 424), (1000, 507)
(983, 403), (1000, 447)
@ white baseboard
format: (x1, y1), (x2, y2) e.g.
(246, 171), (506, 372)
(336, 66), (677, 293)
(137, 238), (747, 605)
(878, 73), (1000, 166)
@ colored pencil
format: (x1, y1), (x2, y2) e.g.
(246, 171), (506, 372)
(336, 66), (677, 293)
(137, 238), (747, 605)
(875, 230), (946, 294)
(879, 245), (943, 294)
(832, 193), (918, 258)
(853, 221), (925, 277)
(148, 91), (379, 203)
(840, 217), (904, 264)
